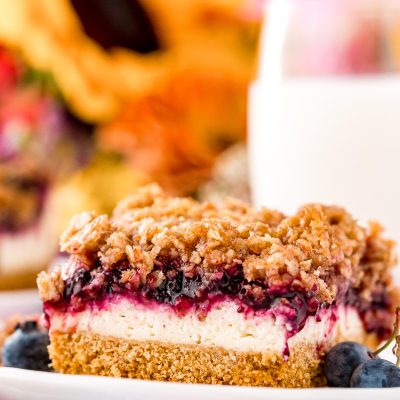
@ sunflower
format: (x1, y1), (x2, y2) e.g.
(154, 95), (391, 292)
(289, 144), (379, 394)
(0, 0), (262, 196)
(0, 0), (261, 123)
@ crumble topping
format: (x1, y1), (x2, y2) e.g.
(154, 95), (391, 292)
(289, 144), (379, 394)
(37, 268), (65, 303)
(38, 184), (397, 309)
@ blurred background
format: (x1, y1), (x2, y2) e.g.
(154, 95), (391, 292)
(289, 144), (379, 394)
(0, 0), (261, 290)
(0, 0), (400, 292)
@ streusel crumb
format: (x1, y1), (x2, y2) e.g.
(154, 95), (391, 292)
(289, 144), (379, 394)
(38, 184), (397, 306)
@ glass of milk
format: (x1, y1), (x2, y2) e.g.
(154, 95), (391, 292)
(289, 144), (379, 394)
(249, 0), (400, 255)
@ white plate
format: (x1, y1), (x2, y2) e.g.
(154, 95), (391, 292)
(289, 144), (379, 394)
(0, 368), (399, 400)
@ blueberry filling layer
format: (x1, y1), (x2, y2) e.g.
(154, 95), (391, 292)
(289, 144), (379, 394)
(45, 257), (394, 340)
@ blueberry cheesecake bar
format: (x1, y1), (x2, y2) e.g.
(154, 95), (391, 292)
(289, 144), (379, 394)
(0, 161), (58, 289)
(38, 184), (399, 387)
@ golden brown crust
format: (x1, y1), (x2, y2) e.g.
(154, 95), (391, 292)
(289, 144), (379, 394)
(50, 332), (328, 387)
(39, 184), (397, 308)
(49, 329), (381, 387)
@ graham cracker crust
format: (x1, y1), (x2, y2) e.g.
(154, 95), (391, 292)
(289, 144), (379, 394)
(50, 332), (329, 388)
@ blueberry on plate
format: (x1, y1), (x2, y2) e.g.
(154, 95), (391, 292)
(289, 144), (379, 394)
(324, 342), (373, 387)
(2, 320), (52, 371)
(324, 307), (400, 388)
(350, 358), (400, 388)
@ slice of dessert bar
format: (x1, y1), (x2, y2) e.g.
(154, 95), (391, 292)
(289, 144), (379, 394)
(0, 162), (58, 289)
(38, 184), (399, 387)
(0, 70), (92, 290)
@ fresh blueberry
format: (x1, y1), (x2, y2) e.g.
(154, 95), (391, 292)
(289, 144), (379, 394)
(324, 342), (373, 387)
(350, 358), (400, 388)
(2, 321), (51, 371)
